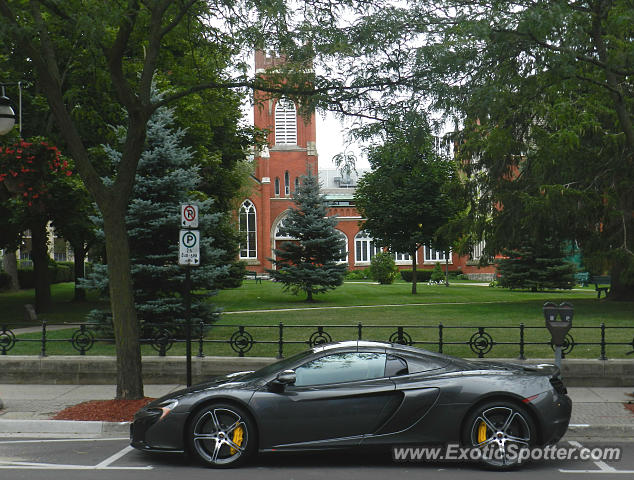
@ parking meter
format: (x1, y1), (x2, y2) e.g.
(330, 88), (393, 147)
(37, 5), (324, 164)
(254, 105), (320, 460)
(543, 302), (573, 369)
(544, 302), (573, 346)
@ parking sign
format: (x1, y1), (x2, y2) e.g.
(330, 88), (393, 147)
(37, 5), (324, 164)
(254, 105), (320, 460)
(179, 229), (200, 265)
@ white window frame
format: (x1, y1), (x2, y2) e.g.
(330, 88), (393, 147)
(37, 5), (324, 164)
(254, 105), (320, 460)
(335, 230), (348, 264)
(424, 246), (452, 264)
(354, 231), (381, 265)
(239, 200), (257, 259)
(274, 98), (297, 145)
(393, 251), (414, 265)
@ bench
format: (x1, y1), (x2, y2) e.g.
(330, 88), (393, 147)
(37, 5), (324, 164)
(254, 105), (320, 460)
(575, 272), (590, 287)
(591, 275), (611, 299)
(245, 270), (262, 284)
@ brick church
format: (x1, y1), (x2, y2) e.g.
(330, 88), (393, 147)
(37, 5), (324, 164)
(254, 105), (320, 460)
(238, 51), (495, 280)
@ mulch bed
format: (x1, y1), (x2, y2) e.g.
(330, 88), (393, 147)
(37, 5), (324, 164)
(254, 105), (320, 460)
(53, 398), (155, 422)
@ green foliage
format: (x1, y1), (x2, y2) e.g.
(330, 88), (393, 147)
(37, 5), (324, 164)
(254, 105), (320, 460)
(369, 252), (398, 285)
(400, 270), (433, 283)
(497, 242), (576, 292)
(345, 268), (371, 280)
(431, 263), (444, 283)
(267, 173), (347, 301)
(81, 105), (239, 334)
(0, 271), (11, 291)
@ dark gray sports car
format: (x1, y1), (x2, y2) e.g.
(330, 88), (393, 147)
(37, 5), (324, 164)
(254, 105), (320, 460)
(131, 340), (571, 469)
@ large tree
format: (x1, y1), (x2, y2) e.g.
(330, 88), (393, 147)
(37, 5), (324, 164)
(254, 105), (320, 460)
(83, 104), (237, 333)
(354, 112), (465, 294)
(404, 1), (634, 299)
(0, 1), (281, 399)
(1, 0), (417, 399)
(268, 173), (347, 302)
(0, 138), (84, 310)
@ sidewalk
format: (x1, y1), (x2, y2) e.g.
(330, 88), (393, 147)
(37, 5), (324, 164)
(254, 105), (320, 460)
(0, 384), (632, 437)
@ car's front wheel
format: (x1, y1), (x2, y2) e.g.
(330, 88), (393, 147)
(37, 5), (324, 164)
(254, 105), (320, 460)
(187, 403), (255, 468)
(463, 400), (535, 469)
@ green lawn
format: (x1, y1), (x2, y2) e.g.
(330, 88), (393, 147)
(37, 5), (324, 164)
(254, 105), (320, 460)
(2, 281), (632, 359)
(0, 283), (107, 327)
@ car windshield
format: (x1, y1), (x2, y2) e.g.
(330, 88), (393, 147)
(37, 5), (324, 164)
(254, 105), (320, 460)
(239, 349), (315, 382)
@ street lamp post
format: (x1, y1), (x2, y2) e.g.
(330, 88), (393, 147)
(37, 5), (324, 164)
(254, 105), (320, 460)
(0, 82), (22, 136)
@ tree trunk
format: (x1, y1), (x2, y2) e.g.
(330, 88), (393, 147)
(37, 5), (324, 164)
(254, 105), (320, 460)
(102, 210), (144, 400)
(445, 254), (449, 287)
(73, 245), (86, 302)
(306, 288), (313, 302)
(411, 254), (417, 294)
(609, 262), (634, 301)
(30, 219), (51, 313)
(2, 249), (20, 291)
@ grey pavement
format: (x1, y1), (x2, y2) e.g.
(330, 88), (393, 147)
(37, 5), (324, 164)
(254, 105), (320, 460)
(0, 383), (632, 438)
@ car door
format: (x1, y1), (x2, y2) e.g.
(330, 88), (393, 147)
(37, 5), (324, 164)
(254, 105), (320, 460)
(250, 351), (401, 450)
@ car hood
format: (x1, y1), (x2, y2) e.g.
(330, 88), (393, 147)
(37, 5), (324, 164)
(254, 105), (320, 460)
(146, 371), (256, 408)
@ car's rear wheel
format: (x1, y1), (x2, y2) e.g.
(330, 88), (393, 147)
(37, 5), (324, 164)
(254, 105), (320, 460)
(187, 403), (255, 468)
(463, 400), (535, 469)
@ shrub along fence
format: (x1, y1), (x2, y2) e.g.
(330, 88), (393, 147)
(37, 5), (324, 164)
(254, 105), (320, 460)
(1, 321), (633, 360)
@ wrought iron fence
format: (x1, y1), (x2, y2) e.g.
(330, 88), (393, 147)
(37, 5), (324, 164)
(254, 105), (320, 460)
(1, 320), (633, 360)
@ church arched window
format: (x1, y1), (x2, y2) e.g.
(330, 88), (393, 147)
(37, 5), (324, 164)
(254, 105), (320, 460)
(239, 200), (257, 258)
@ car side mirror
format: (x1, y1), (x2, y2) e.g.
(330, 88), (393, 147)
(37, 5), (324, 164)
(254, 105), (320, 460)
(274, 369), (296, 385)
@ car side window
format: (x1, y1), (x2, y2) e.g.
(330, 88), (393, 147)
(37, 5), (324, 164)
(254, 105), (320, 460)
(294, 352), (387, 387)
(385, 355), (409, 376)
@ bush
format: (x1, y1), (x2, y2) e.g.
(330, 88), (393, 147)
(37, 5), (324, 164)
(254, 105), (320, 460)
(431, 262), (444, 283)
(369, 252), (399, 284)
(52, 263), (73, 283)
(0, 271), (11, 291)
(345, 268), (371, 280)
(17, 268), (35, 289)
(400, 269), (433, 282)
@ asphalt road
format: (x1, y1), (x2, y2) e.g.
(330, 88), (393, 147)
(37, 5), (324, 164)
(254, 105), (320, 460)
(1, 436), (634, 480)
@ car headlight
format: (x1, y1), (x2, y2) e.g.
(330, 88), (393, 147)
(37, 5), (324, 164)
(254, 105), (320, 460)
(156, 399), (179, 421)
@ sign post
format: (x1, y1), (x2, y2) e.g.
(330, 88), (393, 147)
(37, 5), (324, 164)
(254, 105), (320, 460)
(179, 205), (200, 387)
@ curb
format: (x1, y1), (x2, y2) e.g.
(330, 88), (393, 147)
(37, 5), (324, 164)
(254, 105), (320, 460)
(0, 419), (130, 436)
(1, 419), (632, 438)
(567, 424), (634, 438)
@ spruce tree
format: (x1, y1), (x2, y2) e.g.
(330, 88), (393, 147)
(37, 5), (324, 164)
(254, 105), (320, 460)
(497, 240), (576, 291)
(83, 105), (232, 334)
(268, 173), (347, 301)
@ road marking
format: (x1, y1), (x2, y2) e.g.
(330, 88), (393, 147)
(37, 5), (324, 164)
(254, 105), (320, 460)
(0, 437), (128, 444)
(95, 445), (134, 469)
(0, 461), (151, 470)
(559, 440), (634, 474)
(0, 440), (151, 470)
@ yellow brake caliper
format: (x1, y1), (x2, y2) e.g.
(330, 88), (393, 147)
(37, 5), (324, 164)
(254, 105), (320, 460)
(477, 421), (487, 444)
(230, 426), (244, 455)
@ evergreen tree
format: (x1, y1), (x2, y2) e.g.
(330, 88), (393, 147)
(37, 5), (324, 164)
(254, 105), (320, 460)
(83, 106), (234, 333)
(497, 241), (576, 292)
(267, 173), (347, 302)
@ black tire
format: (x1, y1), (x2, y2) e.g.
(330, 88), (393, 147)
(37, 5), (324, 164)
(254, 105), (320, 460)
(187, 403), (256, 468)
(462, 400), (536, 470)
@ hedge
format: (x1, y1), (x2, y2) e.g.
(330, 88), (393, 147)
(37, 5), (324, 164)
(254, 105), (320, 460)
(400, 269), (433, 282)
(16, 262), (75, 289)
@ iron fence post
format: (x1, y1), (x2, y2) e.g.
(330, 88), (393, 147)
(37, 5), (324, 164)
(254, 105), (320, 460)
(40, 320), (47, 357)
(599, 322), (607, 360)
(278, 322), (284, 359)
(357, 322), (363, 340)
(198, 320), (205, 358)
(518, 323), (526, 360)
(438, 323), (443, 353)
